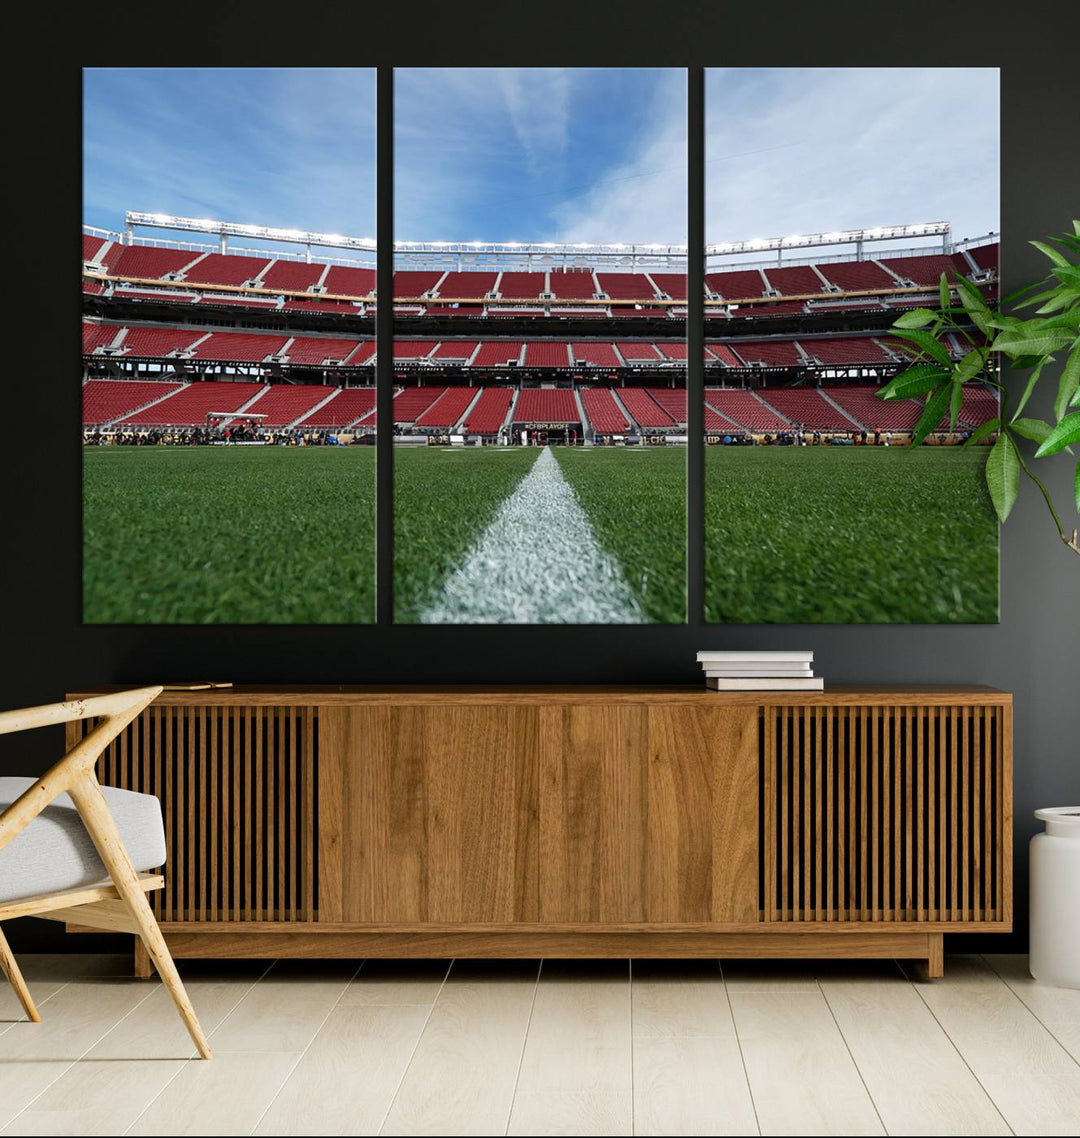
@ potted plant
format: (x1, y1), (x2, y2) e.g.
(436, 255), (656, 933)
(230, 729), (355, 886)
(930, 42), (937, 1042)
(877, 220), (1080, 555)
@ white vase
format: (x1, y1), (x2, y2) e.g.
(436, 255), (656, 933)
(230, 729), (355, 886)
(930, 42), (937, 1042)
(1030, 807), (1080, 989)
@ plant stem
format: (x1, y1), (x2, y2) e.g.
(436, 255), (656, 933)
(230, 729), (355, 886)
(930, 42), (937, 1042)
(1008, 429), (1080, 556)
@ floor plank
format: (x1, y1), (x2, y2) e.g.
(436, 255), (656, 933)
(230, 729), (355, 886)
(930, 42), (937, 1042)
(207, 959), (357, 1053)
(820, 970), (1010, 1135)
(0, 978), (159, 1129)
(985, 954), (1080, 1064)
(730, 990), (884, 1136)
(126, 1050), (302, 1136)
(85, 962), (267, 1060)
(907, 956), (1080, 1134)
(720, 961), (821, 993)
(339, 960), (452, 1007)
(253, 1005), (432, 1137)
(633, 1036), (758, 1136)
(382, 960), (540, 1136)
(1, 1059), (184, 1136)
(631, 960), (735, 1038)
(507, 960), (633, 1137)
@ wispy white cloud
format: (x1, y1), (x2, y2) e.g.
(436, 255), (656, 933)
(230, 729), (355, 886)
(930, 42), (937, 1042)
(83, 68), (376, 242)
(554, 71), (687, 244)
(705, 68), (999, 248)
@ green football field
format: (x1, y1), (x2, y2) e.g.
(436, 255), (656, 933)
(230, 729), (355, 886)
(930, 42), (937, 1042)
(705, 446), (998, 623)
(394, 446), (686, 623)
(84, 443), (997, 625)
(84, 447), (376, 623)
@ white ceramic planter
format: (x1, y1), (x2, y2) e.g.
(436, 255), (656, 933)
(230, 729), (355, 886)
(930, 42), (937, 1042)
(1030, 807), (1080, 989)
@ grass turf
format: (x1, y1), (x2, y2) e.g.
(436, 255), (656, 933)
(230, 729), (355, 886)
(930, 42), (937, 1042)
(394, 446), (539, 621)
(83, 447), (376, 623)
(705, 446), (998, 623)
(554, 447), (686, 623)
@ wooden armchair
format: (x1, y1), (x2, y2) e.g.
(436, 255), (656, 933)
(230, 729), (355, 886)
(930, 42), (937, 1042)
(0, 687), (211, 1059)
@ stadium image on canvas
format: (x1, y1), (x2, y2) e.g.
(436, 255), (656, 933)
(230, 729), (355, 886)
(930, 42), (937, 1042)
(81, 68), (377, 624)
(702, 66), (1001, 623)
(392, 67), (689, 624)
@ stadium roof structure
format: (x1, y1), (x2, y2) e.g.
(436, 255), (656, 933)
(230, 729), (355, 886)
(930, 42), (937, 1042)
(119, 213), (965, 273)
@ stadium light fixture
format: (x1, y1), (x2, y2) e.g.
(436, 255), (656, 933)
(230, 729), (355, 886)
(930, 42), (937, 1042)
(706, 222), (950, 258)
(126, 212), (378, 253)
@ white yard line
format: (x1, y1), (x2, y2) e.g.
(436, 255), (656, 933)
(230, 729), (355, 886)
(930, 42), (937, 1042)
(420, 447), (645, 624)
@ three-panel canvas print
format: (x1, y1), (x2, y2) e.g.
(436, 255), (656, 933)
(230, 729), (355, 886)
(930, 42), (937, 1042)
(82, 66), (1001, 625)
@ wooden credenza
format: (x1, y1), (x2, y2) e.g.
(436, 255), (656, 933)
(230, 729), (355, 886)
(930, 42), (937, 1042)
(67, 686), (1012, 976)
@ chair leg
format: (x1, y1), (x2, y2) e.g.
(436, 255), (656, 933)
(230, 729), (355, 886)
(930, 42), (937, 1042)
(0, 924), (40, 1023)
(69, 777), (213, 1059)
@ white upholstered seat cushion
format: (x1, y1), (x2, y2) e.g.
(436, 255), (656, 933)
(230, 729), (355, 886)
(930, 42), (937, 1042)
(0, 776), (166, 904)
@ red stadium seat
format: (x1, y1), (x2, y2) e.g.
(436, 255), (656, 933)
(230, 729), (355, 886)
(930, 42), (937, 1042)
(548, 270), (598, 299)
(392, 387), (445, 423)
(239, 384), (340, 427)
(498, 272), (547, 299)
(258, 260), (325, 292)
(571, 342), (621, 368)
(463, 387), (514, 434)
(83, 380), (185, 426)
(514, 388), (580, 423)
(580, 387), (628, 433)
(119, 381), (266, 426)
(183, 253), (273, 288)
(523, 342), (570, 368)
(296, 387), (376, 428)
(415, 386), (478, 428)
(705, 389), (790, 432)
(755, 388), (860, 430)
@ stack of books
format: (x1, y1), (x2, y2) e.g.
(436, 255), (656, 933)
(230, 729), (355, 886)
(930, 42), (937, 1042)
(696, 650), (823, 691)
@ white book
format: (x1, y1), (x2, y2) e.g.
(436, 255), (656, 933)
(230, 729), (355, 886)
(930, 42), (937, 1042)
(697, 650), (814, 663)
(706, 677), (824, 691)
(701, 661), (812, 673)
(705, 668), (813, 678)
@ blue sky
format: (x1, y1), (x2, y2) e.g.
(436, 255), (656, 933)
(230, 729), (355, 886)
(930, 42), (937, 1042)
(83, 67), (998, 254)
(83, 69), (376, 252)
(393, 68), (687, 244)
(706, 68), (1000, 251)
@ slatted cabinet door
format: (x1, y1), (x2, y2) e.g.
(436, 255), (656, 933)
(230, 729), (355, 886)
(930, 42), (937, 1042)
(762, 702), (1009, 926)
(538, 704), (759, 925)
(318, 704), (541, 924)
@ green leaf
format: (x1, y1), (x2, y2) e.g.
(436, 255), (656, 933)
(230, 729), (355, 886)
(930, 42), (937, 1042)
(1052, 265), (1080, 288)
(1074, 220), (1080, 238)
(912, 384), (952, 447)
(949, 380), (964, 430)
(954, 349), (987, 382)
(894, 308), (938, 329)
(1010, 417), (1052, 444)
(939, 272), (950, 312)
(1034, 412), (1080, 457)
(993, 322), (1074, 358)
(1010, 358), (1047, 421)
(889, 328), (953, 366)
(1056, 343), (1080, 422)
(1016, 286), (1064, 310)
(1031, 240), (1069, 268)
(963, 418), (1001, 447)
(877, 364), (951, 400)
(985, 433), (1020, 523)
(1035, 289), (1080, 314)
(954, 275), (993, 336)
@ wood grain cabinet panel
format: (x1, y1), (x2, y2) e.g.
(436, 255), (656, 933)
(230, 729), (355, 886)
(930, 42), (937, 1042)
(319, 705), (539, 924)
(539, 704), (758, 924)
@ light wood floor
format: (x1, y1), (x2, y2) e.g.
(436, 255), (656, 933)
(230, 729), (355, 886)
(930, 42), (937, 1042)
(0, 953), (1077, 1136)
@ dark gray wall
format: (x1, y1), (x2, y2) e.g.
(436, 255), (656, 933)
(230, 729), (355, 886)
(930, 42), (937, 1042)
(4, 11), (1078, 952)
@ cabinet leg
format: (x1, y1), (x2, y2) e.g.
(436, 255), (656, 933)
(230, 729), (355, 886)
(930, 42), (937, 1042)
(134, 938), (151, 979)
(927, 933), (944, 979)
